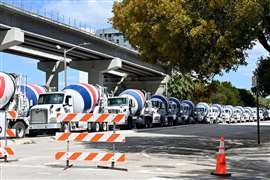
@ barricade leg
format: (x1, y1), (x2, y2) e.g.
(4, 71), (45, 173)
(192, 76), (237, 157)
(64, 124), (73, 170)
(97, 122), (128, 171)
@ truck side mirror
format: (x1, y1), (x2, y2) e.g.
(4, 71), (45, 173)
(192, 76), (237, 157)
(65, 96), (72, 106)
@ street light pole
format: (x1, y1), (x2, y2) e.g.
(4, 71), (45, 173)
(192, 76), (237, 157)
(64, 49), (67, 87)
(256, 80), (261, 145)
(56, 42), (90, 87)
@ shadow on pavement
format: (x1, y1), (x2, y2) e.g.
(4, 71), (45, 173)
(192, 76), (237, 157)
(82, 124), (270, 179)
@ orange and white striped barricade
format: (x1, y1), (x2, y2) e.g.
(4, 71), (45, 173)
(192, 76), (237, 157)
(56, 113), (125, 131)
(54, 118), (127, 171)
(0, 111), (16, 162)
(6, 111), (17, 120)
(0, 141), (15, 158)
(54, 132), (127, 171)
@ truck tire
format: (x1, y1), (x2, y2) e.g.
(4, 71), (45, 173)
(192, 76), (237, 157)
(13, 121), (26, 138)
(91, 123), (100, 132)
(61, 123), (70, 132)
(102, 122), (108, 131)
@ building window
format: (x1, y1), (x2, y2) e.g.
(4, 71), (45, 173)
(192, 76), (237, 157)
(116, 39), (119, 44)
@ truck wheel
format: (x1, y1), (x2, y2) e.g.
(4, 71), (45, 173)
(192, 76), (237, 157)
(102, 123), (108, 131)
(148, 121), (153, 128)
(61, 123), (70, 132)
(14, 121), (26, 138)
(91, 123), (100, 132)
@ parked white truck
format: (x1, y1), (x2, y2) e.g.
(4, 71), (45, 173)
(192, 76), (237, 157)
(29, 83), (108, 134)
(107, 89), (146, 129)
(0, 72), (46, 137)
(179, 100), (195, 124)
(243, 107), (253, 122)
(138, 94), (168, 128)
(149, 95), (170, 126)
(168, 97), (181, 125)
(221, 105), (234, 123)
(207, 104), (223, 124)
(194, 102), (209, 123)
(232, 106), (244, 123)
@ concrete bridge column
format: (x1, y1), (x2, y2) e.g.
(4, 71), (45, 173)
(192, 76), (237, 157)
(70, 58), (122, 86)
(38, 61), (64, 90)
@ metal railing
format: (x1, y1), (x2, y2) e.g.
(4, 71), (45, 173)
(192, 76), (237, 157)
(0, 0), (97, 34)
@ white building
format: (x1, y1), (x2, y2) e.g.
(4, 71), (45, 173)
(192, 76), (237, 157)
(95, 27), (133, 50)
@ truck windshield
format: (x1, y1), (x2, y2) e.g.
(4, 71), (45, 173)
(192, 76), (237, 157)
(38, 94), (65, 104)
(195, 108), (205, 112)
(151, 101), (160, 108)
(108, 98), (128, 106)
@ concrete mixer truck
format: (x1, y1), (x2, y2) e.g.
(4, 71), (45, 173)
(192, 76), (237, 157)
(29, 83), (108, 134)
(149, 95), (170, 126)
(250, 107), (265, 121)
(207, 104), (223, 124)
(221, 105), (234, 123)
(168, 97), (181, 125)
(232, 106), (244, 123)
(243, 107), (253, 122)
(107, 89), (146, 129)
(136, 93), (171, 128)
(179, 100), (195, 124)
(0, 72), (46, 137)
(194, 102), (209, 123)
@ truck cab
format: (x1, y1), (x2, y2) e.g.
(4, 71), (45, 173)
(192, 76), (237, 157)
(243, 108), (252, 122)
(194, 103), (209, 123)
(142, 99), (167, 126)
(167, 97), (181, 126)
(107, 96), (134, 128)
(194, 107), (207, 123)
(29, 92), (71, 133)
(232, 109), (242, 123)
(179, 100), (194, 124)
(207, 107), (219, 124)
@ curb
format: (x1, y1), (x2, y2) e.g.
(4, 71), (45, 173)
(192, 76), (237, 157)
(135, 124), (202, 133)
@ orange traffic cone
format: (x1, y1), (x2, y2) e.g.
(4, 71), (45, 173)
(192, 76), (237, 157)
(211, 136), (231, 177)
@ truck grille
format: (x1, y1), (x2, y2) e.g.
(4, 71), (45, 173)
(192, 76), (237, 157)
(108, 109), (120, 113)
(30, 109), (48, 124)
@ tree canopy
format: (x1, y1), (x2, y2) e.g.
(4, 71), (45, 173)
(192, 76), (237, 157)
(254, 56), (270, 97)
(168, 74), (260, 107)
(112, 0), (270, 78)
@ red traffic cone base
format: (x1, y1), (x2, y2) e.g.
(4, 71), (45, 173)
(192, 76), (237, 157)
(211, 136), (231, 177)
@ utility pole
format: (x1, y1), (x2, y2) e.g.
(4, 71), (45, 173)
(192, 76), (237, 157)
(256, 81), (261, 145)
(252, 73), (260, 145)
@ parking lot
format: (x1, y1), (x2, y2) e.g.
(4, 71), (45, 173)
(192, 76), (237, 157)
(1, 122), (270, 180)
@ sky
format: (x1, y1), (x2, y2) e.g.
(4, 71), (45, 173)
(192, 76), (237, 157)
(0, 0), (269, 90)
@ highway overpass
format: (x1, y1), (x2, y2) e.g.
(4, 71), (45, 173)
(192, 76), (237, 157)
(0, 2), (169, 94)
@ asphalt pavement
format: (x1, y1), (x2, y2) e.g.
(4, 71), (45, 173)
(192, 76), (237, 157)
(1, 121), (270, 179)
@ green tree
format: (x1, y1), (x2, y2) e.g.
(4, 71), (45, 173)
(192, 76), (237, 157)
(254, 56), (270, 97)
(112, 0), (270, 78)
(167, 73), (197, 99)
(238, 89), (256, 106)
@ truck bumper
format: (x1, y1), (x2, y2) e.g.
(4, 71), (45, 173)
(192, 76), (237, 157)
(29, 123), (61, 130)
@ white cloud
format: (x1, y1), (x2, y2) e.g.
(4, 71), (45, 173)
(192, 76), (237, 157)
(42, 0), (114, 30)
